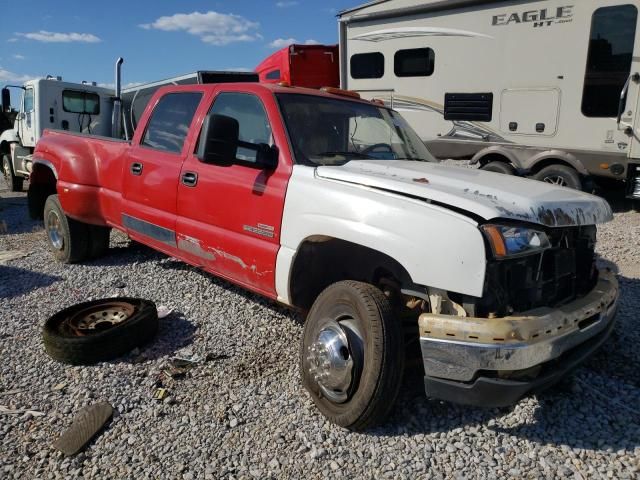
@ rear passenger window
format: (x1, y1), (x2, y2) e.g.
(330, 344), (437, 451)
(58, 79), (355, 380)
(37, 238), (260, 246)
(209, 92), (272, 164)
(142, 93), (202, 153)
(350, 52), (384, 79)
(266, 70), (281, 80)
(394, 48), (435, 77)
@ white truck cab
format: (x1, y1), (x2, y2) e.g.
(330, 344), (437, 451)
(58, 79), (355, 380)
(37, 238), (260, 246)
(1, 77), (113, 191)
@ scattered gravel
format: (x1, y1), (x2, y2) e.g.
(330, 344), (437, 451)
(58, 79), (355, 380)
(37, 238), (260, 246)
(1, 173), (639, 479)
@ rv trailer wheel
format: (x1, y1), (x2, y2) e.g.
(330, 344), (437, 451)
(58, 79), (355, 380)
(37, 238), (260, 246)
(533, 165), (582, 190)
(480, 161), (515, 175)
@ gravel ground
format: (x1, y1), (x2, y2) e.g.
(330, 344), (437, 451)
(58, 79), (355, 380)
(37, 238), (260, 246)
(1, 171), (639, 479)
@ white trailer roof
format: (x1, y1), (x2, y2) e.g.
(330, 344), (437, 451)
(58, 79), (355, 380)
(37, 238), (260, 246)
(339, 0), (509, 22)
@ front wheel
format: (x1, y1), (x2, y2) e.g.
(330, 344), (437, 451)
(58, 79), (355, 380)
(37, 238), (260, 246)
(2, 154), (23, 192)
(44, 195), (90, 263)
(301, 281), (404, 430)
(532, 164), (582, 190)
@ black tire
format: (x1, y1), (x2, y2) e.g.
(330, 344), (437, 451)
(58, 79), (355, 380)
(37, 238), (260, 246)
(43, 298), (158, 365)
(480, 161), (516, 175)
(44, 194), (90, 263)
(2, 154), (23, 192)
(532, 164), (582, 190)
(301, 281), (404, 430)
(88, 225), (111, 259)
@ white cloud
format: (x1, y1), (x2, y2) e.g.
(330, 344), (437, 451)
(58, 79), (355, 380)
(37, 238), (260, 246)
(269, 37), (297, 48)
(7, 38), (18, 43)
(268, 38), (321, 48)
(276, 1), (299, 7)
(140, 11), (260, 46)
(16, 31), (101, 43)
(0, 67), (35, 83)
(12, 54), (25, 60)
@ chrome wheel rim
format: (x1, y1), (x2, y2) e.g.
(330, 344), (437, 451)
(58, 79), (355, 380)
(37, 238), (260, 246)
(306, 317), (364, 403)
(543, 175), (567, 186)
(46, 210), (64, 250)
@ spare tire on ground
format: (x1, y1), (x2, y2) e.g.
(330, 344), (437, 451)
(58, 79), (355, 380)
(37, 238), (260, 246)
(43, 298), (158, 365)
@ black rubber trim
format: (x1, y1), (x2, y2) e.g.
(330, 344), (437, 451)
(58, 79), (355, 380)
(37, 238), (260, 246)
(424, 308), (617, 407)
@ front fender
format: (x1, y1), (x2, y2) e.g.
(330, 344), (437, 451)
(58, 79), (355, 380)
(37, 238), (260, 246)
(0, 129), (19, 146)
(276, 166), (487, 304)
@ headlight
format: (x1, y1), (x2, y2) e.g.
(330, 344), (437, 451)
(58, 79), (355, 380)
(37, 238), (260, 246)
(481, 224), (551, 258)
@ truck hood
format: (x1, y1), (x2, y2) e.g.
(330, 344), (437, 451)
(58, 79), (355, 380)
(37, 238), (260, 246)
(315, 160), (613, 227)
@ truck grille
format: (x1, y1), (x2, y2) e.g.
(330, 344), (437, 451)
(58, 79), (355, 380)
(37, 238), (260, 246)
(477, 226), (598, 317)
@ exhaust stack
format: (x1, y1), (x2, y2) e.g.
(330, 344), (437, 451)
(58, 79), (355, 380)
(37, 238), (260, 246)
(112, 57), (124, 139)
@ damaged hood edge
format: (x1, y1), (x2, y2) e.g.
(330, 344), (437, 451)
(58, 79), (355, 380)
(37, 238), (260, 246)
(316, 160), (613, 228)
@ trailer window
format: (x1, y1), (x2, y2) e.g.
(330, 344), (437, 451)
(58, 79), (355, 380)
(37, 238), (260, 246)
(394, 48), (434, 77)
(350, 53), (384, 79)
(62, 90), (100, 115)
(582, 4), (638, 118)
(141, 92), (202, 154)
(266, 70), (281, 80)
(208, 92), (272, 164)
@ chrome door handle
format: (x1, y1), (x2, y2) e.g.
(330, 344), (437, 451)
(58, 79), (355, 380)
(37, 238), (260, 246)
(181, 171), (198, 187)
(130, 162), (143, 175)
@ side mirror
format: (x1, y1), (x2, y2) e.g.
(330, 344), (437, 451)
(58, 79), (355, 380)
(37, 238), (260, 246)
(197, 113), (239, 166)
(1, 88), (10, 112)
(254, 143), (279, 170)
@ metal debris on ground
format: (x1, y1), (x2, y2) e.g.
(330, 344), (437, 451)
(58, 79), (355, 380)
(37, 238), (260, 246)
(0, 405), (45, 416)
(153, 388), (168, 401)
(52, 401), (113, 456)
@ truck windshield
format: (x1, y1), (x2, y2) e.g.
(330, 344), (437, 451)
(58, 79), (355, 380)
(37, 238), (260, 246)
(277, 93), (436, 166)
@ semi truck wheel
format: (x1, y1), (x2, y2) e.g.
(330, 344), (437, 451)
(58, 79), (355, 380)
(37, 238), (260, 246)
(2, 154), (23, 192)
(533, 165), (582, 190)
(301, 280), (404, 430)
(44, 195), (90, 263)
(480, 161), (515, 175)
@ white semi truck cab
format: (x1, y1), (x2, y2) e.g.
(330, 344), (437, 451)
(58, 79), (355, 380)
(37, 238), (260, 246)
(1, 77), (114, 191)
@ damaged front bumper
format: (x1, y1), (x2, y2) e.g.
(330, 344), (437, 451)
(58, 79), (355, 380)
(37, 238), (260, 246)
(419, 269), (619, 407)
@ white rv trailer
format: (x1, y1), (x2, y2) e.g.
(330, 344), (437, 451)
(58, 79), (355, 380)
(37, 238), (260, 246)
(339, 0), (640, 197)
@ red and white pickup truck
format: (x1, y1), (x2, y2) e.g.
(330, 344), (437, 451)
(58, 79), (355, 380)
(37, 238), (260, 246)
(29, 83), (619, 430)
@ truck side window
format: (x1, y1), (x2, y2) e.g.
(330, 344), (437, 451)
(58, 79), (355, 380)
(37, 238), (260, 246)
(350, 52), (385, 79)
(142, 92), (202, 154)
(266, 70), (281, 80)
(582, 4), (638, 118)
(209, 92), (272, 164)
(24, 88), (34, 112)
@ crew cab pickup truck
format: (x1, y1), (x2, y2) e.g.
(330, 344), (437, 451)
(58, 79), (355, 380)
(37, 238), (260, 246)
(29, 83), (619, 430)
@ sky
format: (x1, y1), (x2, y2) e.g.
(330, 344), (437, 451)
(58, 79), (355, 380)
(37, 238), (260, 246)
(0, 0), (360, 91)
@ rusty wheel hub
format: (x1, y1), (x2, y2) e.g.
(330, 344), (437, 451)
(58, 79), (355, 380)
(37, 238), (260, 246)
(63, 302), (135, 336)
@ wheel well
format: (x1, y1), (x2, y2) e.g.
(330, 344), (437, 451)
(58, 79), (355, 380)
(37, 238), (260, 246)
(0, 141), (10, 156)
(529, 158), (579, 175)
(28, 163), (57, 219)
(289, 237), (413, 311)
(478, 153), (512, 168)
